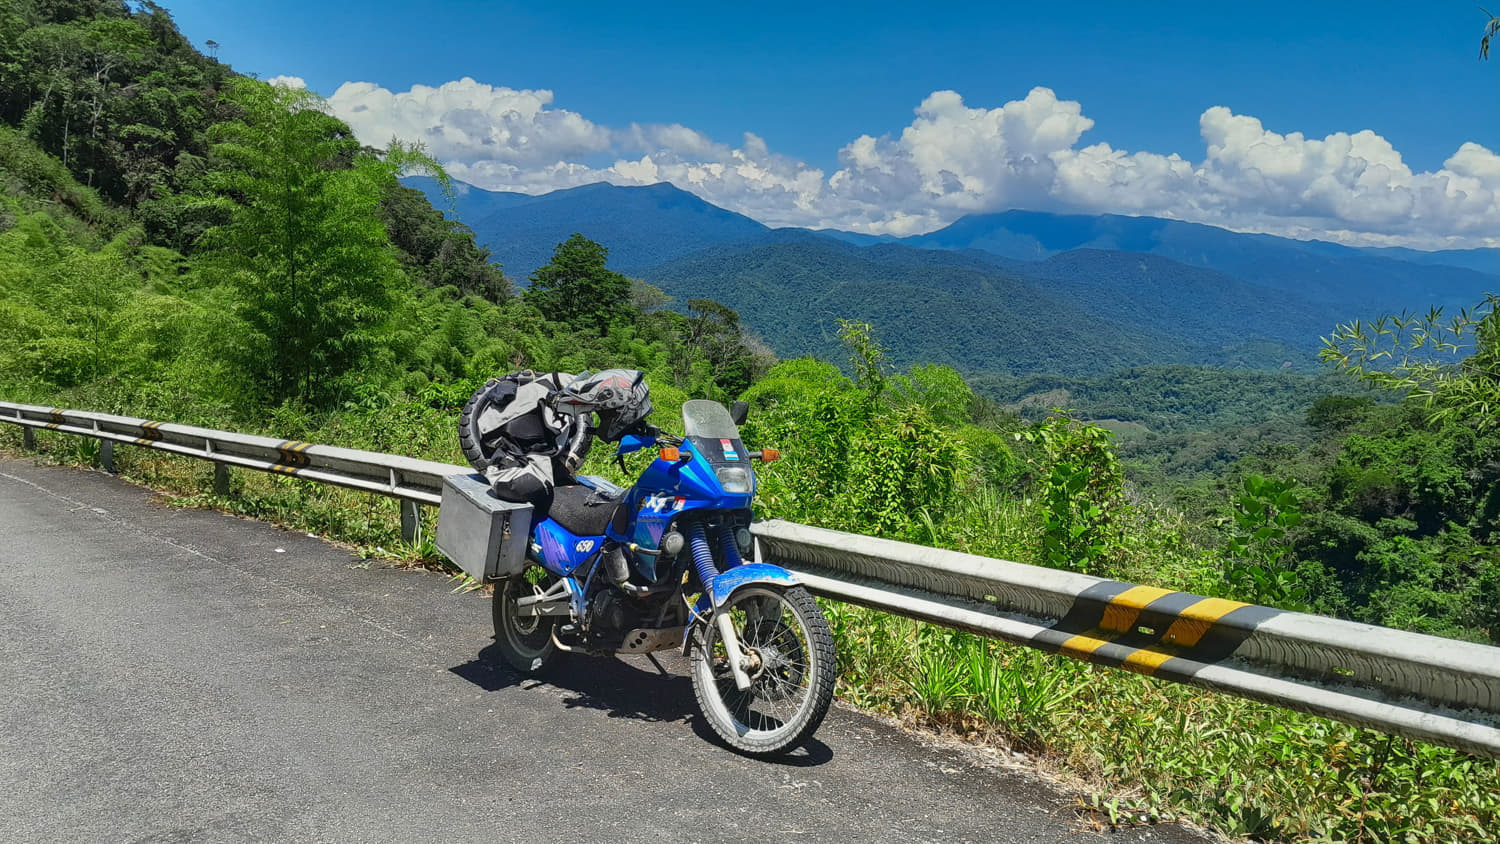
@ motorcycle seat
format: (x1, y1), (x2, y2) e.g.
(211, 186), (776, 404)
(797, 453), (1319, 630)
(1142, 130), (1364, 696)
(547, 483), (621, 538)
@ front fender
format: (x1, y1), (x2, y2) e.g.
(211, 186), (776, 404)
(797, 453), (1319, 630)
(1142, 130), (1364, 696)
(692, 562), (801, 616)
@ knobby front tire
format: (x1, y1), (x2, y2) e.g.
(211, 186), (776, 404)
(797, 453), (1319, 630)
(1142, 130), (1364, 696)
(690, 585), (836, 757)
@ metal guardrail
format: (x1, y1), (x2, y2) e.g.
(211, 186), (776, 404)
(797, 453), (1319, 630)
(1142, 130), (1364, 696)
(0, 401), (467, 541)
(755, 520), (1500, 759)
(5, 401), (1499, 758)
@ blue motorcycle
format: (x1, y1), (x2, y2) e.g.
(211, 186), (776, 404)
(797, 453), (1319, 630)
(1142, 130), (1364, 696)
(491, 398), (836, 756)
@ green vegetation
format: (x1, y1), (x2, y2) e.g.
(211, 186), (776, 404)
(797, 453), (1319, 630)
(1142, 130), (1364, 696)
(1322, 296), (1500, 431)
(1019, 416), (1123, 575)
(202, 79), (417, 406)
(1224, 474), (1309, 611)
(641, 238), (1212, 376)
(0, 0), (764, 417)
(1, 3), (1497, 842)
(524, 233), (632, 331)
(830, 607), (1497, 842)
(972, 365), (1359, 435)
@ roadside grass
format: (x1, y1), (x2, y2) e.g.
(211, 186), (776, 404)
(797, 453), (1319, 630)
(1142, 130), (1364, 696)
(3, 421), (1497, 842)
(825, 600), (1500, 843)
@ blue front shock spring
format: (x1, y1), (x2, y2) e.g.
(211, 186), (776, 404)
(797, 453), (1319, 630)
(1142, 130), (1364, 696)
(719, 526), (744, 569)
(686, 522), (718, 590)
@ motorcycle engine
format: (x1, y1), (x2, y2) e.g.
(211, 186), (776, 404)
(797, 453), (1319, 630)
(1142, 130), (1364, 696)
(585, 588), (644, 639)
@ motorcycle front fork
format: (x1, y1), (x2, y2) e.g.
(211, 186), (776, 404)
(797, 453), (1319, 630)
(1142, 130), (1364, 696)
(685, 521), (756, 691)
(715, 611), (754, 691)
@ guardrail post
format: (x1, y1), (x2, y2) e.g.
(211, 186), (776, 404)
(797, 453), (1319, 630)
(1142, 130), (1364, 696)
(401, 500), (421, 544)
(213, 463), (230, 496)
(22, 427), (35, 450)
(99, 440), (115, 472)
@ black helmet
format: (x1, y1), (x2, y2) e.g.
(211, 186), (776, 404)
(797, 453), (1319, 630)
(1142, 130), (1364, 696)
(551, 369), (653, 442)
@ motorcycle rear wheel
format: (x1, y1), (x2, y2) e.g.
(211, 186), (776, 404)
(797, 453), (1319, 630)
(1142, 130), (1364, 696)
(690, 585), (836, 757)
(493, 568), (557, 675)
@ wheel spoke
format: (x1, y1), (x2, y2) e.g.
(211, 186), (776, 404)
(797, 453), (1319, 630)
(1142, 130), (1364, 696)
(691, 585), (835, 754)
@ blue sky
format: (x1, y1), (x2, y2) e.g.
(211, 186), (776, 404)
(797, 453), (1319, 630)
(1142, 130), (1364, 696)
(162, 1), (1499, 246)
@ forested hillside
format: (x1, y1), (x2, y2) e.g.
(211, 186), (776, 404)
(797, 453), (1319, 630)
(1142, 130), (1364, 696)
(1, 3), (1496, 840)
(0, 0), (767, 419)
(640, 234), (1188, 373)
(420, 178), (1499, 377)
(1014, 250), (1334, 354)
(974, 366), (1357, 435)
(638, 234), (1328, 374)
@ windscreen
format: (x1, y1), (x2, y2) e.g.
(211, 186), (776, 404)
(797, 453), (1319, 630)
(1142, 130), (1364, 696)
(682, 399), (740, 440)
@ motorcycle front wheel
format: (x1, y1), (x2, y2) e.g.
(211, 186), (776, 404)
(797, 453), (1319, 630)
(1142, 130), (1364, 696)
(492, 568), (556, 675)
(690, 585), (836, 756)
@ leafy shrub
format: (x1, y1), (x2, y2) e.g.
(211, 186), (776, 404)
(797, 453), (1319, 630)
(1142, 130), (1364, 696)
(1017, 414), (1124, 575)
(1224, 474), (1310, 610)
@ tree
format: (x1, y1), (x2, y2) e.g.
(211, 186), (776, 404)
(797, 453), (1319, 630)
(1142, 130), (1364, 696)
(681, 297), (757, 396)
(3, 6), (220, 206)
(629, 278), (671, 314)
(1306, 394), (1376, 432)
(525, 233), (631, 331)
(1017, 415), (1123, 575)
(198, 78), (421, 406)
(837, 318), (889, 401)
(889, 363), (974, 427)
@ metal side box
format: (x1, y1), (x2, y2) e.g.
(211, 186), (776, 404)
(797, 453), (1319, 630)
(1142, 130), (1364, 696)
(436, 473), (532, 582)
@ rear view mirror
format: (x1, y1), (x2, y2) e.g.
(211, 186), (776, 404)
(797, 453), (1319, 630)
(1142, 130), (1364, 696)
(730, 401), (749, 426)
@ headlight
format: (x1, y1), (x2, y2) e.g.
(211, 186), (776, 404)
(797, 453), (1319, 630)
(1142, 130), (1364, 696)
(715, 466), (751, 493)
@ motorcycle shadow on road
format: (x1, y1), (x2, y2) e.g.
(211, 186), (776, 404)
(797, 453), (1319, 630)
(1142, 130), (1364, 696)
(450, 643), (834, 767)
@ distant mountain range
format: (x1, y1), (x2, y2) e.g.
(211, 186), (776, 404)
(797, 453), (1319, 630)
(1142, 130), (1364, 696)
(902, 210), (1499, 313)
(408, 177), (768, 278)
(404, 176), (1500, 377)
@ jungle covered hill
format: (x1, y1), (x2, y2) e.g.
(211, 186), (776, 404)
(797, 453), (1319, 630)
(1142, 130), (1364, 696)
(1, 3), (1498, 839)
(408, 177), (1500, 379)
(0, 0), (768, 416)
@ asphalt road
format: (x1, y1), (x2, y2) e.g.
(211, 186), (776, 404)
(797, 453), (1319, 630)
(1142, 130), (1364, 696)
(0, 457), (1210, 843)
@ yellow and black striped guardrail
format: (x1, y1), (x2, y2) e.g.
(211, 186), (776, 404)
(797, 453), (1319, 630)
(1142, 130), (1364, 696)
(271, 440), (314, 474)
(5, 400), (1498, 759)
(755, 519), (1500, 759)
(1040, 583), (1279, 678)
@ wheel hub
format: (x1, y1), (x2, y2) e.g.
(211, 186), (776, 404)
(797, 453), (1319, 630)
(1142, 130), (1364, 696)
(510, 583), (545, 634)
(741, 648), (765, 676)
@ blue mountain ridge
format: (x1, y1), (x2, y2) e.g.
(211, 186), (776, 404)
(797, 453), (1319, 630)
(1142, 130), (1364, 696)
(400, 177), (1500, 376)
(403, 176), (768, 279)
(905, 209), (1500, 314)
(402, 175), (534, 232)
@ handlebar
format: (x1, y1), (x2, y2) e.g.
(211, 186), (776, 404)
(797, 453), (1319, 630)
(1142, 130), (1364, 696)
(616, 425), (683, 457)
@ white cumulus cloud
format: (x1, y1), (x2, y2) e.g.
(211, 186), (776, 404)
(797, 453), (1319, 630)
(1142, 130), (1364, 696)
(327, 78), (610, 166)
(319, 78), (1499, 248)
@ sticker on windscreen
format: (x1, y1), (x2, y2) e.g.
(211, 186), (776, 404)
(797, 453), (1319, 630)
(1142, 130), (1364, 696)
(720, 438), (739, 461)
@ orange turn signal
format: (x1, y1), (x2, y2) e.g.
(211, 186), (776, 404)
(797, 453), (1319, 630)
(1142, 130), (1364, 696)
(760, 448), (780, 463)
(659, 446), (681, 462)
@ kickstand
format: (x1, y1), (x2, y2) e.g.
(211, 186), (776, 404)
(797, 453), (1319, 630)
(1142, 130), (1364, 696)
(645, 652), (670, 676)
